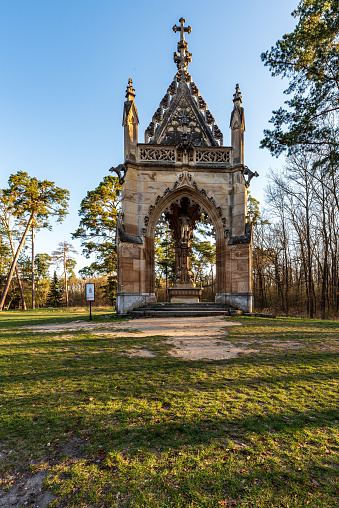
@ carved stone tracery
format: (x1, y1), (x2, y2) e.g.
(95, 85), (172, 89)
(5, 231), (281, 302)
(142, 172), (228, 239)
(137, 145), (231, 165)
(195, 148), (230, 163)
(143, 24), (224, 148)
(139, 148), (175, 162)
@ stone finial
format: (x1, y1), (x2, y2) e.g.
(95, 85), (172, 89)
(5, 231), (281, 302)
(125, 78), (136, 101)
(230, 83), (245, 164)
(233, 83), (242, 104)
(123, 78), (139, 160)
(173, 17), (192, 73)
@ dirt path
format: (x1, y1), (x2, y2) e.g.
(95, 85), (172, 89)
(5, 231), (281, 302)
(22, 316), (259, 360)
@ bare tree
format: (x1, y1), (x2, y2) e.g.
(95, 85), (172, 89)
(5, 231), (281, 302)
(52, 242), (77, 307)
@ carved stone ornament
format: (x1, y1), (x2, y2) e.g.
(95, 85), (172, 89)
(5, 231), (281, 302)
(142, 173), (229, 237)
(243, 166), (259, 188)
(228, 222), (252, 245)
(109, 163), (126, 185)
(144, 19), (224, 148)
(177, 170), (193, 186)
(139, 148), (176, 162)
(195, 148), (230, 164)
(117, 222), (143, 244)
(172, 17), (192, 73)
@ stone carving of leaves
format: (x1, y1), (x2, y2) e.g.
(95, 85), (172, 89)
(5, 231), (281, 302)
(190, 82), (199, 96)
(213, 124), (223, 140)
(205, 110), (214, 125)
(145, 122), (155, 138)
(161, 94), (170, 108)
(153, 107), (163, 123)
(197, 96), (206, 109)
(168, 81), (177, 95)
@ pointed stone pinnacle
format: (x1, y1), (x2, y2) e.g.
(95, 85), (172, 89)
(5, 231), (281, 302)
(233, 83), (242, 103)
(125, 78), (135, 101)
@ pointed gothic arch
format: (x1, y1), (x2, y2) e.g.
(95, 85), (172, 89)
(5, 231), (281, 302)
(142, 183), (225, 295)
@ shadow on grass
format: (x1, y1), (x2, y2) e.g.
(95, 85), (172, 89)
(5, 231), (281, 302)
(1, 342), (339, 383)
(5, 398), (339, 506)
(2, 336), (339, 505)
(0, 311), (121, 329)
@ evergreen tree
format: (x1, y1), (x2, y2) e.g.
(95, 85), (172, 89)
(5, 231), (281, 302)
(46, 271), (63, 307)
(0, 171), (69, 310)
(51, 242), (77, 307)
(261, 0), (339, 165)
(73, 175), (120, 301)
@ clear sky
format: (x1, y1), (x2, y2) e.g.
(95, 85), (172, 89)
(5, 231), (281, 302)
(0, 0), (298, 272)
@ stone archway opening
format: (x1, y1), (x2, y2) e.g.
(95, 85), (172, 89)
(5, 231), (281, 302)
(154, 201), (216, 302)
(146, 187), (224, 304)
(191, 214), (216, 302)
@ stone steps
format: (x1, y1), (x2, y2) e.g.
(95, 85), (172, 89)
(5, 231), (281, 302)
(129, 302), (242, 318)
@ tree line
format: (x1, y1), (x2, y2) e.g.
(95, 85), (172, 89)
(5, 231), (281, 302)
(251, 151), (339, 318)
(252, 0), (339, 318)
(0, 172), (120, 310)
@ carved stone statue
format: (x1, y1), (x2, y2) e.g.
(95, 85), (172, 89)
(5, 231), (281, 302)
(173, 213), (195, 286)
(179, 214), (191, 243)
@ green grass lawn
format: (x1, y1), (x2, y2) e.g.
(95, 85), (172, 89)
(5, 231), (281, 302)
(0, 309), (338, 507)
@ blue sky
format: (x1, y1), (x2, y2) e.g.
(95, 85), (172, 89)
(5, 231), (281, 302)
(0, 0), (298, 272)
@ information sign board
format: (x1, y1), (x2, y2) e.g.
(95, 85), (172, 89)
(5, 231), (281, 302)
(86, 283), (95, 302)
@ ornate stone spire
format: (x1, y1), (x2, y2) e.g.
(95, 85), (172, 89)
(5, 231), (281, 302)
(230, 83), (245, 164)
(144, 19), (224, 147)
(123, 78), (139, 160)
(173, 17), (192, 73)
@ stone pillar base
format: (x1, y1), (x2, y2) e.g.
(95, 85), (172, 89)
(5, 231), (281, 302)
(116, 292), (156, 314)
(168, 286), (203, 303)
(215, 292), (253, 313)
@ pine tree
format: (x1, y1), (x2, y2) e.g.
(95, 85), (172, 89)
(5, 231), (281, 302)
(261, 0), (339, 165)
(0, 171), (69, 310)
(46, 271), (63, 307)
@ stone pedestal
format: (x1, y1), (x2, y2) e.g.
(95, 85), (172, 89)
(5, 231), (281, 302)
(215, 292), (253, 312)
(116, 292), (156, 314)
(168, 285), (203, 303)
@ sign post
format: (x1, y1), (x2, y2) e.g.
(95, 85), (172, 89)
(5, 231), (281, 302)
(85, 283), (95, 320)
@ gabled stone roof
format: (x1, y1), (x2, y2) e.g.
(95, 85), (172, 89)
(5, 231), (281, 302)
(145, 18), (223, 148)
(145, 72), (223, 147)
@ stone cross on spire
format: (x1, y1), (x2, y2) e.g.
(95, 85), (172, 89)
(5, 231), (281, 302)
(173, 17), (192, 72)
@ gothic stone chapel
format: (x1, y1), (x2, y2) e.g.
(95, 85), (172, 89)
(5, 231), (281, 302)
(112, 18), (258, 314)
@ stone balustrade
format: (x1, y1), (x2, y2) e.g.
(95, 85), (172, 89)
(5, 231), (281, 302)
(137, 145), (232, 166)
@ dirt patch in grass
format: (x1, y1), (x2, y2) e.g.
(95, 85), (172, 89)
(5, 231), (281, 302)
(20, 316), (304, 360)
(0, 469), (55, 508)
(22, 320), (110, 332)
(126, 347), (156, 358)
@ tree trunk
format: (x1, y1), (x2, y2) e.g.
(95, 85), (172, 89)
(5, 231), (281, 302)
(31, 226), (35, 309)
(7, 233), (27, 311)
(0, 213), (34, 311)
(64, 249), (68, 307)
